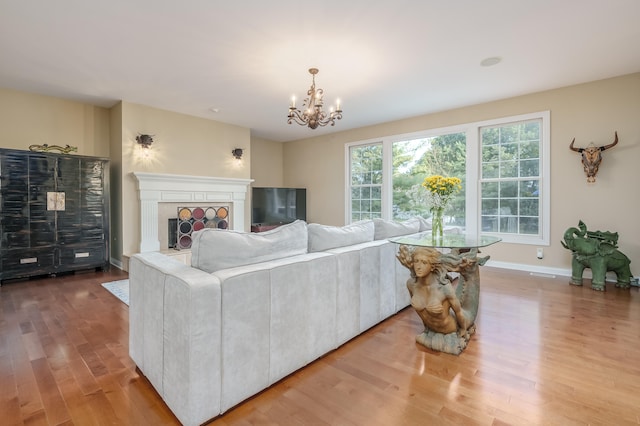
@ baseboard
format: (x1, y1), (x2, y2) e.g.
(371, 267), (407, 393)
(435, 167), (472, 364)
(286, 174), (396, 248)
(486, 260), (623, 283)
(485, 260), (570, 278)
(110, 257), (124, 271)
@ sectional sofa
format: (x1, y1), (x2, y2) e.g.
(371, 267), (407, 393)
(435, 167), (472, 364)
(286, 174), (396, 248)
(128, 218), (433, 426)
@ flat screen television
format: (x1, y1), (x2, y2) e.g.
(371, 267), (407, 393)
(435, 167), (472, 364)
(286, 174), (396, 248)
(252, 187), (306, 225)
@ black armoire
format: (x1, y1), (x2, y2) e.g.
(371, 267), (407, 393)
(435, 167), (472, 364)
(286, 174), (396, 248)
(0, 148), (110, 283)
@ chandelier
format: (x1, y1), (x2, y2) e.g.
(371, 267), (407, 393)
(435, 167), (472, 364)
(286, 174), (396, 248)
(287, 68), (343, 129)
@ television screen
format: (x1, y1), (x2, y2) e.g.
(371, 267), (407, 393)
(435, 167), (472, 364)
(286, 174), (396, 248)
(252, 187), (306, 225)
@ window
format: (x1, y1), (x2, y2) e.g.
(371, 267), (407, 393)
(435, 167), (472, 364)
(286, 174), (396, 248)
(349, 143), (383, 222)
(346, 111), (550, 245)
(480, 119), (541, 236)
(391, 133), (466, 227)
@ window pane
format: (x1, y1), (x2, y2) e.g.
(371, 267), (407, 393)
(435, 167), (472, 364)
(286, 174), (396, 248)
(520, 140), (539, 159)
(501, 143), (518, 158)
(481, 182), (499, 197)
(499, 181), (518, 197)
(371, 186), (381, 200)
(481, 128), (499, 145)
(500, 199), (518, 215)
(481, 199), (498, 215)
(500, 217), (518, 233)
(482, 215), (498, 232)
(500, 125), (519, 143)
(519, 180), (539, 197)
(520, 159), (539, 177)
(482, 162), (499, 179)
(371, 200), (381, 215)
(519, 217), (539, 234)
(482, 144), (499, 162)
(520, 198), (539, 216)
(500, 160), (518, 178)
(362, 187), (371, 199)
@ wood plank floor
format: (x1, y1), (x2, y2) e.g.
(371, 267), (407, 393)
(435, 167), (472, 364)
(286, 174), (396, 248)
(1, 267), (640, 425)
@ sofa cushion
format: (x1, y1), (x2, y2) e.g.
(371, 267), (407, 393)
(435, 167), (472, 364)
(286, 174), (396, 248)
(307, 220), (374, 252)
(190, 220), (308, 273)
(373, 218), (421, 240)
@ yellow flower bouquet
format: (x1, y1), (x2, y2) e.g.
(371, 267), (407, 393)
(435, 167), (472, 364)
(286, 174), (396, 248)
(422, 175), (462, 238)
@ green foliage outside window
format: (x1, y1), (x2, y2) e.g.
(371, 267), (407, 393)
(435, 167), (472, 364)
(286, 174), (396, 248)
(392, 133), (466, 225)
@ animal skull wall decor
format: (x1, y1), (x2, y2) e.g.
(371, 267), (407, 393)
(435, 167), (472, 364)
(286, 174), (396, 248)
(569, 131), (618, 183)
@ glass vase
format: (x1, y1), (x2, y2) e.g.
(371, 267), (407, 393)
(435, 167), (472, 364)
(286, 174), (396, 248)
(431, 207), (444, 241)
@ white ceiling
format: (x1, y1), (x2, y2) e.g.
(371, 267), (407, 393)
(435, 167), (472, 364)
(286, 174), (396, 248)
(1, 1), (639, 142)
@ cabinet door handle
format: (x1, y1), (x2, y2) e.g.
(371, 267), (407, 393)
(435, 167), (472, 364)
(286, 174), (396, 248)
(20, 257), (38, 264)
(75, 252), (90, 258)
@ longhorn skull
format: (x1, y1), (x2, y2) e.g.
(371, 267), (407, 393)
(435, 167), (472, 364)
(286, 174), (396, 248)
(569, 131), (618, 183)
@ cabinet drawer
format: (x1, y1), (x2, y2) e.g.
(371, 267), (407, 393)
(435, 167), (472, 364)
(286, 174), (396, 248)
(0, 249), (56, 280)
(58, 244), (107, 268)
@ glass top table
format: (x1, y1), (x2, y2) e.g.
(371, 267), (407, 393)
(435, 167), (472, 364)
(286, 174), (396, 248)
(389, 232), (501, 249)
(390, 231), (501, 355)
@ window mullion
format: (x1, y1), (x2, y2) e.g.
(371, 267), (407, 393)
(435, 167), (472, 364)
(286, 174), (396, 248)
(466, 127), (480, 237)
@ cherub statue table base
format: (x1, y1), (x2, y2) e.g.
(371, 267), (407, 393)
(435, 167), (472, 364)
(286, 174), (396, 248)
(397, 246), (489, 355)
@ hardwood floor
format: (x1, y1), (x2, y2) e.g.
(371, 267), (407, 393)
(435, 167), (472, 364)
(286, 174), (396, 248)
(1, 267), (640, 425)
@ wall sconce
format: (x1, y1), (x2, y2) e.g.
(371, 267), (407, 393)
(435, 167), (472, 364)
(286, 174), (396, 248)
(231, 148), (244, 160)
(136, 134), (154, 149)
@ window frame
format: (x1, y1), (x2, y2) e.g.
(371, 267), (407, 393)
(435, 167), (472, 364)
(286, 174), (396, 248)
(345, 111), (550, 245)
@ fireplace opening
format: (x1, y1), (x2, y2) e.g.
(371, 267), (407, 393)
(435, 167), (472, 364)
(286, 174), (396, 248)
(164, 205), (231, 250)
(168, 219), (177, 249)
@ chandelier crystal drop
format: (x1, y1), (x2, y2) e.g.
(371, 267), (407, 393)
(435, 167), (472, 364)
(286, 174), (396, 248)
(287, 68), (343, 129)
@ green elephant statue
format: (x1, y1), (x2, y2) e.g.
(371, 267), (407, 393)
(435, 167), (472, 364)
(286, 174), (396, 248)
(561, 220), (633, 291)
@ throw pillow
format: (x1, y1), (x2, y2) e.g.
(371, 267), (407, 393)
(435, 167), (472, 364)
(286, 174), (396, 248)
(373, 218), (421, 240)
(307, 220), (375, 252)
(190, 220), (308, 273)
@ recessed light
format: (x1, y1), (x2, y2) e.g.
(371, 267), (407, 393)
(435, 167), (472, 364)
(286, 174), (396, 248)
(209, 107), (220, 113)
(480, 57), (502, 67)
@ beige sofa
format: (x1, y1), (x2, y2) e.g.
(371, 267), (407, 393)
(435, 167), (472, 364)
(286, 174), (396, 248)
(129, 218), (431, 426)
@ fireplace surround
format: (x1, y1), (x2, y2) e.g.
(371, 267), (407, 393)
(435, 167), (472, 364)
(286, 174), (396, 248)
(133, 172), (253, 252)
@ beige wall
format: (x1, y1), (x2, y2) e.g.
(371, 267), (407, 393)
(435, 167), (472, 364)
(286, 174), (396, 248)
(249, 136), (285, 225)
(0, 87), (110, 157)
(3, 73), (639, 275)
(118, 102), (252, 260)
(283, 73), (640, 273)
(109, 102), (124, 264)
(250, 136), (284, 187)
(0, 90), (252, 268)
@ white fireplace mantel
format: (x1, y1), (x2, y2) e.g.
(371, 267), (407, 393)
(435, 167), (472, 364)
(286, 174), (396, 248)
(133, 172), (253, 252)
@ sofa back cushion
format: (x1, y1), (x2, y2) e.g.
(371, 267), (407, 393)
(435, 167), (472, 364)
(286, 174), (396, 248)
(373, 217), (422, 240)
(307, 220), (375, 252)
(191, 220), (308, 273)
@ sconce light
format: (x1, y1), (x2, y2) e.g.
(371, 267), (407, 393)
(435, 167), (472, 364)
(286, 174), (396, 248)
(231, 148), (244, 160)
(136, 134), (154, 149)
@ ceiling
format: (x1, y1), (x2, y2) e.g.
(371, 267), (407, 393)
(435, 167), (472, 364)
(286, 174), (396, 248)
(1, 1), (640, 142)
